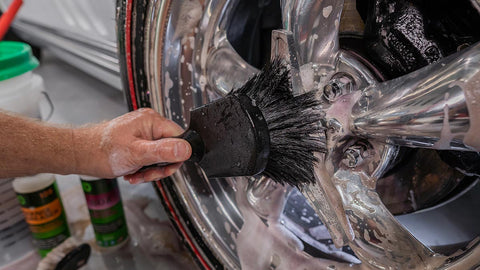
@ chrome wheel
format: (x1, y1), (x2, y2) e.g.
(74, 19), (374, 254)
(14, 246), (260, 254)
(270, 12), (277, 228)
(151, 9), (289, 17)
(118, 0), (480, 269)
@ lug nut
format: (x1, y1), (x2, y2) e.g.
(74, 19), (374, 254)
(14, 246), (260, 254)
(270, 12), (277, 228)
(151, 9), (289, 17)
(323, 82), (341, 102)
(344, 148), (361, 168)
(327, 118), (342, 133)
(323, 73), (355, 103)
(342, 143), (368, 168)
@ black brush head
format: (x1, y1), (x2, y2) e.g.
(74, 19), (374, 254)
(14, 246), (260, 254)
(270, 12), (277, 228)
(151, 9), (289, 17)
(181, 59), (325, 186)
(232, 59), (325, 186)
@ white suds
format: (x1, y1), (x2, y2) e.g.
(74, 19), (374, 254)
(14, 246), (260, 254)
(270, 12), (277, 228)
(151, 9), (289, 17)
(101, 113), (143, 176)
(173, 0), (202, 40)
(300, 63), (315, 91)
(199, 75), (207, 92)
(234, 181), (351, 270)
(165, 72), (174, 91)
(433, 105), (453, 149)
(323, 6), (333, 18)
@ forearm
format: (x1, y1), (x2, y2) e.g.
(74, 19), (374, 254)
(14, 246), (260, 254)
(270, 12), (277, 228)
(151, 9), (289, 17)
(0, 108), (191, 181)
(0, 112), (76, 178)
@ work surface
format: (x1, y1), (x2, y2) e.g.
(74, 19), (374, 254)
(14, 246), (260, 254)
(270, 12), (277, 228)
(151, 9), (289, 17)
(35, 51), (197, 270)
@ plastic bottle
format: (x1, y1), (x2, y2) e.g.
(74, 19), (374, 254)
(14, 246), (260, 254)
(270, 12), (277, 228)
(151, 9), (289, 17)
(80, 176), (129, 249)
(12, 174), (70, 257)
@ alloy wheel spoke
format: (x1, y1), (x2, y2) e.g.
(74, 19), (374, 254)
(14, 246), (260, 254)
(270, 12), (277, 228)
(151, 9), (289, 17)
(205, 36), (258, 96)
(246, 177), (291, 220)
(331, 168), (443, 269)
(193, 0), (258, 97)
(351, 42), (480, 151)
(301, 157), (354, 248)
(281, 0), (344, 66)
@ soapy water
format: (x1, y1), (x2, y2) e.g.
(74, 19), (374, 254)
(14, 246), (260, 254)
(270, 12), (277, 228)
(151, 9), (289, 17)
(300, 63), (315, 92)
(450, 72), (480, 151)
(234, 180), (362, 270)
(432, 92), (469, 150)
(173, 0), (202, 42)
(323, 5), (333, 18)
(101, 113), (143, 177)
(282, 189), (359, 264)
(164, 71), (173, 119)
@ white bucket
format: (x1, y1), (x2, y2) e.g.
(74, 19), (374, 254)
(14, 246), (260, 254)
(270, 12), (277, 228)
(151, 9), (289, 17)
(0, 70), (53, 120)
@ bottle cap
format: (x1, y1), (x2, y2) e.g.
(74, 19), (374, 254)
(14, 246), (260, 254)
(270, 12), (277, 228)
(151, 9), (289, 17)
(79, 175), (104, 181)
(12, 174), (56, 194)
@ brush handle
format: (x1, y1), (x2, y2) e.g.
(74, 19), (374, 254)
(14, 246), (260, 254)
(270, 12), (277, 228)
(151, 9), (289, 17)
(138, 129), (204, 172)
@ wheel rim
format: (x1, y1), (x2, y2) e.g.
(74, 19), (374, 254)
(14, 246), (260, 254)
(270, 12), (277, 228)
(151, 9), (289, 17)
(133, 0), (480, 269)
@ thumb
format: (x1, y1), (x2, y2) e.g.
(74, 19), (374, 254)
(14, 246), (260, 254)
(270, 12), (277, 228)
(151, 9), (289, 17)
(135, 138), (192, 165)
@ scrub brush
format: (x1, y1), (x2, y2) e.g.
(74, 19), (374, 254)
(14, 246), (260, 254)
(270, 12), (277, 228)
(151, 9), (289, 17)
(141, 59), (325, 186)
(37, 237), (91, 270)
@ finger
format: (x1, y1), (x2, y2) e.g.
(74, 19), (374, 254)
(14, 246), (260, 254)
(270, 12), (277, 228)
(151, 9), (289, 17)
(124, 163), (183, 184)
(143, 162), (182, 182)
(135, 138), (192, 165)
(134, 108), (184, 139)
(124, 170), (147, 184)
(150, 114), (184, 139)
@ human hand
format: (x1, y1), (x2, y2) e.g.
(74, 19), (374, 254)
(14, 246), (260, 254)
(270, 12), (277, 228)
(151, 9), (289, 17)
(73, 108), (191, 184)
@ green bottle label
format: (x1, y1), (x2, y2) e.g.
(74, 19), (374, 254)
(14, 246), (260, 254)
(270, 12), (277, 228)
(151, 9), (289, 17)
(81, 178), (128, 247)
(16, 182), (70, 257)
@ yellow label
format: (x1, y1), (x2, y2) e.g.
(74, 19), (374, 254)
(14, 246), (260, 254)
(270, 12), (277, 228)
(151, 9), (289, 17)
(21, 198), (63, 225)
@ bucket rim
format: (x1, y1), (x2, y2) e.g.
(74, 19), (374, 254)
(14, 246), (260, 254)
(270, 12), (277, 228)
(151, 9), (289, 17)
(0, 41), (39, 81)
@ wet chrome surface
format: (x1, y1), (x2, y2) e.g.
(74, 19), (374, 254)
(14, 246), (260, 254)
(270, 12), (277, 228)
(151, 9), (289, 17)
(144, 0), (480, 269)
(286, 1), (480, 268)
(352, 43), (480, 151)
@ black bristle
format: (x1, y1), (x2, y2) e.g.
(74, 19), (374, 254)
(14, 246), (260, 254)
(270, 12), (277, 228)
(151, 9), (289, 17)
(230, 59), (326, 186)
